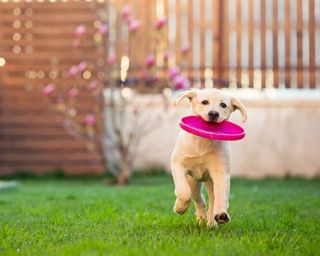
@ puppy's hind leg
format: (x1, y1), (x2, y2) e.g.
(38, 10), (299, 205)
(171, 162), (191, 215)
(186, 175), (206, 225)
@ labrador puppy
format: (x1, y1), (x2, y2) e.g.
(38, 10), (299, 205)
(171, 88), (247, 228)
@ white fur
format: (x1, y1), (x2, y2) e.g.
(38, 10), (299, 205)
(171, 88), (247, 228)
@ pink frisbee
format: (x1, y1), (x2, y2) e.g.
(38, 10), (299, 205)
(179, 116), (245, 141)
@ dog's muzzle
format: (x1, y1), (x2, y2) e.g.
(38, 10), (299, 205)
(208, 111), (219, 122)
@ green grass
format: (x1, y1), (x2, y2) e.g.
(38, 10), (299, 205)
(0, 175), (319, 256)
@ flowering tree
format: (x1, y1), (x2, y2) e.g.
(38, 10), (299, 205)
(42, 4), (191, 185)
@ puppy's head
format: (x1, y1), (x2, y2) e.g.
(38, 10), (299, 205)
(175, 88), (247, 123)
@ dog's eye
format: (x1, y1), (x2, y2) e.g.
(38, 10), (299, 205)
(220, 102), (227, 108)
(201, 100), (209, 105)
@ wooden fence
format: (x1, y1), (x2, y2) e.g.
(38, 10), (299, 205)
(0, 0), (319, 176)
(104, 0), (320, 89)
(226, 0), (320, 89)
(0, 1), (106, 175)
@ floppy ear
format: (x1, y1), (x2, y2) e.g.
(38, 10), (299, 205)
(231, 97), (248, 122)
(174, 90), (198, 105)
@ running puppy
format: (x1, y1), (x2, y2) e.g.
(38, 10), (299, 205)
(171, 88), (247, 228)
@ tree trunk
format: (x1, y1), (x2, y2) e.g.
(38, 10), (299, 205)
(116, 173), (129, 186)
(116, 163), (131, 185)
(107, 163), (131, 186)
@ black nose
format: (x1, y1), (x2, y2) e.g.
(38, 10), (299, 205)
(208, 111), (219, 121)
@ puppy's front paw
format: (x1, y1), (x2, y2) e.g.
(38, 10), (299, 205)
(214, 212), (230, 224)
(206, 218), (218, 229)
(196, 215), (206, 226)
(173, 198), (191, 215)
(195, 204), (206, 225)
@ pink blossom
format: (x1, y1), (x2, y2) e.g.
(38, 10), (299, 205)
(145, 54), (156, 69)
(169, 66), (181, 80)
(98, 24), (108, 35)
(122, 5), (131, 20)
(128, 19), (140, 33)
(77, 61), (87, 72)
(84, 114), (97, 126)
(75, 25), (86, 37)
(155, 17), (167, 30)
(87, 80), (98, 91)
(173, 75), (191, 90)
(67, 88), (79, 98)
(68, 65), (78, 77)
(42, 83), (55, 97)
(181, 46), (190, 55)
(107, 54), (117, 65)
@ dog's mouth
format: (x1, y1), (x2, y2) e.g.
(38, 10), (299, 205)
(198, 115), (223, 124)
(208, 117), (220, 123)
(209, 119), (224, 124)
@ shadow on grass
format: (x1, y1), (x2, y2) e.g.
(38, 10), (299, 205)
(1, 169), (319, 189)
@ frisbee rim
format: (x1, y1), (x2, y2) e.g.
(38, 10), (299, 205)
(179, 116), (245, 141)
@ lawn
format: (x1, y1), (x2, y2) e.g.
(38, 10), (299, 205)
(0, 174), (319, 256)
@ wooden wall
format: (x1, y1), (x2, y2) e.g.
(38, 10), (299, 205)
(0, 1), (105, 175)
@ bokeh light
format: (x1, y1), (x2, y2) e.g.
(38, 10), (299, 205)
(13, 20), (21, 29)
(13, 33), (21, 41)
(13, 8), (21, 16)
(12, 45), (22, 54)
(83, 71), (92, 79)
(0, 57), (6, 67)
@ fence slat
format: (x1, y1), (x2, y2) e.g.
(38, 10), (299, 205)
(236, 0), (242, 87)
(309, 0), (316, 88)
(200, 0), (206, 85)
(186, 0), (193, 80)
(248, 0), (254, 87)
(218, 0), (228, 83)
(296, 0), (304, 88)
(284, 0), (291, 88)
(175, 0), (181, 66)
(260, 0), (266, 88)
